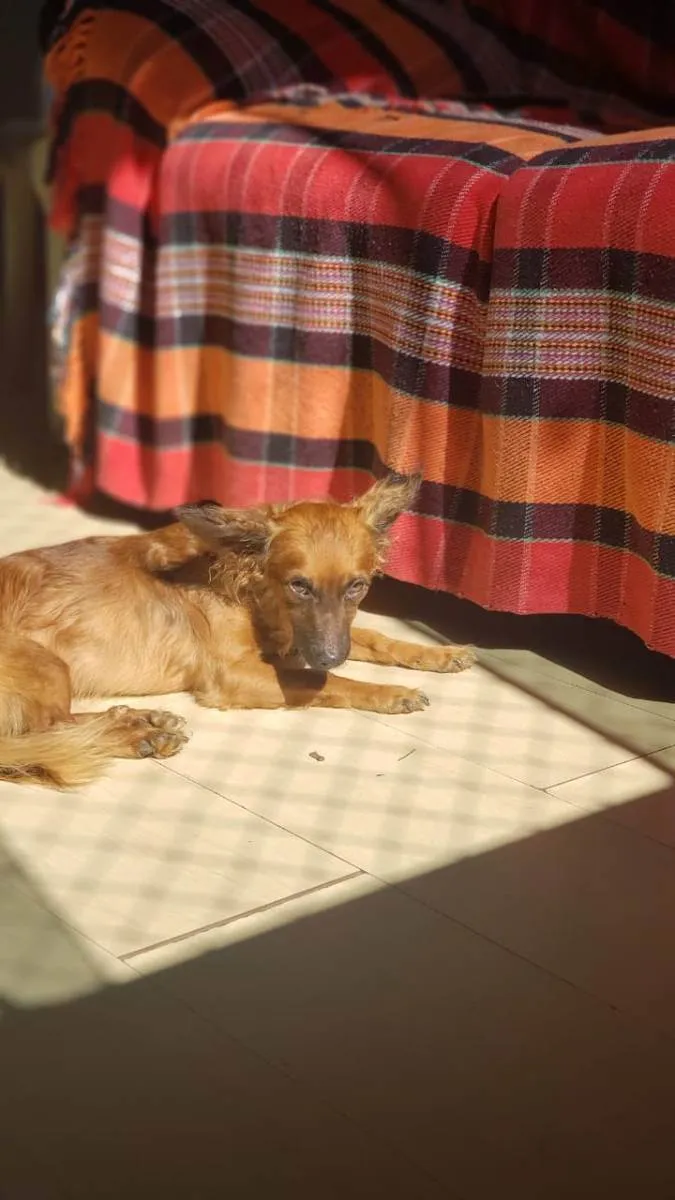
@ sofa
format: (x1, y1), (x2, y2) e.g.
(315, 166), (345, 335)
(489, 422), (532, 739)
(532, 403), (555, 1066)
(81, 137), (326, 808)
(42, 1), (675, 656)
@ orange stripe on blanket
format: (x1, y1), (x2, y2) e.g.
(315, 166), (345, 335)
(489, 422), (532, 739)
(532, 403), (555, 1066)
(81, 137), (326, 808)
(482, 419), (675, 535)
(51, 11), (213, 129)
(413, 412), (675, 538)
(176, 99), (572, 159)
(98, 337), (477, 480)
(101, 339), (396, 441)
(95, 337), (674, 535)
(57, 312), (100, 449)
(390, 405), (675, 537)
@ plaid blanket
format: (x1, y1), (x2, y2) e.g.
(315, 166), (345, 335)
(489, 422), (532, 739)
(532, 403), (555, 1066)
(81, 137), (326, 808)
(44, 1), (675, 656)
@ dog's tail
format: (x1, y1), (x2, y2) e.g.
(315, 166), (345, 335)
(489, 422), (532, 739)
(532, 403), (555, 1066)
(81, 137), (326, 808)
(0, 720), (112, 789)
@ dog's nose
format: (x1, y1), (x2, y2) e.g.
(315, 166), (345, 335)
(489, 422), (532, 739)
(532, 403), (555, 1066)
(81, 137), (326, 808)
(315, 650), (345, 670)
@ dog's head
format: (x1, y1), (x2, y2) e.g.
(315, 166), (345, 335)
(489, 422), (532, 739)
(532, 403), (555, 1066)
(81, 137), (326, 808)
(176, 474), (420, 669)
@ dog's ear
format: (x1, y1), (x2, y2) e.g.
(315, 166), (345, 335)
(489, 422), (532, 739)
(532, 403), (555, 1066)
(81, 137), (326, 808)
(175, 501), (275, 555)
(353, 474), (421, 538)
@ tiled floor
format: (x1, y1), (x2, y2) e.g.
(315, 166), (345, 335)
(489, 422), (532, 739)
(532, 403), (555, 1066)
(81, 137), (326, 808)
(3, 463), (675, 1197)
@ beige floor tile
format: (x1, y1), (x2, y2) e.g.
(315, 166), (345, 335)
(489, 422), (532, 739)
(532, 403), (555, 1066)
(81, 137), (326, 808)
(127, 872), (383, 968)
(550, 746), (675, 847)
(1, 956), (449, 1200)
(0, 468), (136, 552)
(124, 870), (675, 1199)
(0, 842), (133, 1008)
(340, 614), (675, 788)
(159, 694), (582, 878)
(0, 759), (355, 957)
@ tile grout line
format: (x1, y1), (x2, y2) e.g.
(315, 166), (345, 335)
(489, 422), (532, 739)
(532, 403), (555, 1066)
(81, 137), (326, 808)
(360, 708), (675, 793)
(153, 757), (367, 874)
(153, 709), (675, 859)
(542, 739), (675, 790)
(121, 869), (364, 961)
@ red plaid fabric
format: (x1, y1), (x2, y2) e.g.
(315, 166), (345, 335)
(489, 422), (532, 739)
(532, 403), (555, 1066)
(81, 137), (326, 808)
(44, 1), (675, 656)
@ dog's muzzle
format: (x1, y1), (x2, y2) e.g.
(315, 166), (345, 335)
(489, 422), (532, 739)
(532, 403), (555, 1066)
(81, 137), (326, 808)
(298, 629), (351, 672)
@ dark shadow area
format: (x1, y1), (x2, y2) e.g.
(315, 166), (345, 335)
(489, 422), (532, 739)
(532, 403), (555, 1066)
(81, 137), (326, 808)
(367, 576), (675, 703)
(0, 366), (68, 495)
(0, 0), (69, 493)
(4, 783), (675, 1199)
(0, 178), (69, 494)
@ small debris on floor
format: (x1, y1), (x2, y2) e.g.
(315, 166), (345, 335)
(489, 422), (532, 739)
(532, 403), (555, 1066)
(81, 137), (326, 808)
(398, 748), (417, 762)
(308, 750), (325, 762)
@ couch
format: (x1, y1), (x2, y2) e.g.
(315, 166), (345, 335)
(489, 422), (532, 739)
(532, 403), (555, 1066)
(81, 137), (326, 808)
(42, 1), (675, 656)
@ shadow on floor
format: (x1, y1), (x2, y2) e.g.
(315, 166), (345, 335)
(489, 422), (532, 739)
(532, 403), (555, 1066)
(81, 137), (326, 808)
(0, 341), (68, 496)
(4, 782), (675, 1199)
(366, 577), (675, 703)
(0, 200), (68, 494)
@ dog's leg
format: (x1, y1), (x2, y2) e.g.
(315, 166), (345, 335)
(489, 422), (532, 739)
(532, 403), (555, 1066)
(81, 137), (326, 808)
(195, 662), (430, 714)
(0, 633), (75, 735)
(349, 627), (475, 673)
(0, 638), (184, 787)
(0, 634), (189, 788)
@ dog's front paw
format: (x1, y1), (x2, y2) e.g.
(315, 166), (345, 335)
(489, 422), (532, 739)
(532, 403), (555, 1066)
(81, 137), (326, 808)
(376, 686), (430, 715)
(398, 644), (476, 673)
(434, 644), (476, 673)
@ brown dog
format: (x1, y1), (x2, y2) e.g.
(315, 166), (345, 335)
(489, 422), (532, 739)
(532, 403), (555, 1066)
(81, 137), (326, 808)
(0, 475), (474, 788)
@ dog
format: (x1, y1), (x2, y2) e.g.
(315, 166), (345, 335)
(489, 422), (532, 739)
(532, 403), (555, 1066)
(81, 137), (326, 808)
(0, 474), (474, 788)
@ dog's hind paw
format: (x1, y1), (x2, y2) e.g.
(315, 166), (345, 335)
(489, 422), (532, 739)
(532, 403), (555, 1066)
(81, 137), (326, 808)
(136, 729), (188, 759)
(146, 709), (188, 734)
(104, 706), (190, 759)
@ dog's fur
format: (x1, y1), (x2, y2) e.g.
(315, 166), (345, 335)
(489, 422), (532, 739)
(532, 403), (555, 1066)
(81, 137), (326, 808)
(0, 475), (474, 788)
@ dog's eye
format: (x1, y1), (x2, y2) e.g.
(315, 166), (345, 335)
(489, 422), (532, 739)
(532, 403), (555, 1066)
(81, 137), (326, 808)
(288, 577), (313, 598)
(345, 577), (367, 599)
